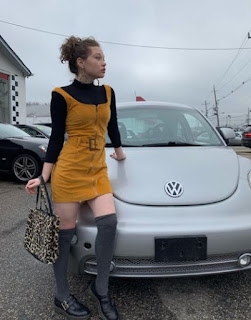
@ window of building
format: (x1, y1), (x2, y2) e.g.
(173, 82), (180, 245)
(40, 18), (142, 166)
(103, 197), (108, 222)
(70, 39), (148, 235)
(0, 72), (10, 123)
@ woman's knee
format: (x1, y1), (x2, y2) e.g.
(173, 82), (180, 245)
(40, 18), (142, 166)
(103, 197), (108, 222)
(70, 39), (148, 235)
(53, 202), (80, 229)
(87, 193), (116, 217)
(59, 219), (76, 230)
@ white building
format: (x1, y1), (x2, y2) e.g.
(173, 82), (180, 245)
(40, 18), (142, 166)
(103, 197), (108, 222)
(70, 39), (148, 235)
(0, 35), (32, 124)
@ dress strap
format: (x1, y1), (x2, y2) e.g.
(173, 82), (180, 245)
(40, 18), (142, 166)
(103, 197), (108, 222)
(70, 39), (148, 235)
(53, 87), (69, 98)
(52, 87), (74, 106)
(103, 85), (112, 105)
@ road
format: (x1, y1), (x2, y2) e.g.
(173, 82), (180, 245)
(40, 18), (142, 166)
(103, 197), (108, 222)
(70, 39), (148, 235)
(231, 146), (251, 159)
(0, 146), (251, 320)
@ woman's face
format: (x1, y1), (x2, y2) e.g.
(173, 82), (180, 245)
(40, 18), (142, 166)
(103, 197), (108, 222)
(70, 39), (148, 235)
(79, 46), (106, 80)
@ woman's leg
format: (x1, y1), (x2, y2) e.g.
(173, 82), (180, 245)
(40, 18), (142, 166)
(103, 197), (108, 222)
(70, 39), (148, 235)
(87, 193), (117, 296)
(53, 202), (80, 301)
(53, 202), (91, 319)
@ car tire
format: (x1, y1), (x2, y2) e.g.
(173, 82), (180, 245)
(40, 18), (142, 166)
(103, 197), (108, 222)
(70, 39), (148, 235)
(11, 154), (40, 183)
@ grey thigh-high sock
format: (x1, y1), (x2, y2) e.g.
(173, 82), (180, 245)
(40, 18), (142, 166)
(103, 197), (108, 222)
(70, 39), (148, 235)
(53, 228), (75, 301)
(95, 213), (117, 296)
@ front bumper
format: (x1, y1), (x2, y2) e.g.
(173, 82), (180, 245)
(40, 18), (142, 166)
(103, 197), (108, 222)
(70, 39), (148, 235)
(69, 178), (251, 277)
(80, 253), (251, 278)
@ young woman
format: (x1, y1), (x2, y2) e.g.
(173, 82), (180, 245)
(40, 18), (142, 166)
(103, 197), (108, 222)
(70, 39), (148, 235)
(25, 36), (126, 320)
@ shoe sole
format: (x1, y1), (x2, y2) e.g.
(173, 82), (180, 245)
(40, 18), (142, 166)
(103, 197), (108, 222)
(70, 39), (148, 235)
(54, 305), (91, 320)
(88, 286), (109, 320)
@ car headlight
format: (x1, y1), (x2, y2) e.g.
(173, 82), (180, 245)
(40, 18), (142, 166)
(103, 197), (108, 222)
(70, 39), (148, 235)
(38, 145), (47, 153)
(248, 171), (251, 188)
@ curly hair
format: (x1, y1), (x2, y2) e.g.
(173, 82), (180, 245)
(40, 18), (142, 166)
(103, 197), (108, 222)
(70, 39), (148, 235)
(60, 36), (100, 74)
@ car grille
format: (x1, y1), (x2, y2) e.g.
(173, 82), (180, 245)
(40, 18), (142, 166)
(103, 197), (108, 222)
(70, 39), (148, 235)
(81, 252), (251, 277)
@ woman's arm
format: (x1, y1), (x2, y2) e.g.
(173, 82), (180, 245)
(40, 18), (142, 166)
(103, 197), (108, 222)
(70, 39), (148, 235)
(44, 91), (67, 163)
(107, 88), (126, 161)
(25, 162), (54, 194)
(25, 91), (67, 193)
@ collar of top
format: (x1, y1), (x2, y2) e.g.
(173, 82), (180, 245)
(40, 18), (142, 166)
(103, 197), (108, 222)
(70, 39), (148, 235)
(73, 79), (94, 88)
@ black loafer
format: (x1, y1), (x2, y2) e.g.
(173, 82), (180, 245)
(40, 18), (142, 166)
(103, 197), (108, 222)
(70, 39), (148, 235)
(54, 294), (91, 320)
(88, 281), (119, 320)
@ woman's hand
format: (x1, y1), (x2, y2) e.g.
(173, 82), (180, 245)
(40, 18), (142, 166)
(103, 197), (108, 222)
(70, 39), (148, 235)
(25, 177), (41, 194)
(110, 146), (126, 161)
(110, 152), (126, 161)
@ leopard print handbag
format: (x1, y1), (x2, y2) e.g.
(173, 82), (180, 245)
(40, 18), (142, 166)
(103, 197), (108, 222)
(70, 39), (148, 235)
(24, 176), (60, 264)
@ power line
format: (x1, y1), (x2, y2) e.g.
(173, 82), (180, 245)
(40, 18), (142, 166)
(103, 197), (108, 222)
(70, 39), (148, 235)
(217, 57), (251, 90)
(217, 75), (251, 102)
(214, 32), (250, 88)
(1, 19), (251, 51)
(203, 29), (251, 105)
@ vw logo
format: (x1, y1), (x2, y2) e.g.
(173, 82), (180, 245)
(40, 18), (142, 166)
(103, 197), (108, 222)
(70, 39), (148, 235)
(164, 181), (184, 198)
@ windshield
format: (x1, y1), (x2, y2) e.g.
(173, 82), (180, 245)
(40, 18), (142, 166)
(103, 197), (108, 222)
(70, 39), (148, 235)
(106, 106), (223, 147)
(0, 124), (30, 138)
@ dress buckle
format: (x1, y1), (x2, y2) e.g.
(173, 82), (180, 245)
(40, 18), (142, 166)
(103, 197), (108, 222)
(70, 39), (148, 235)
(89, 138), (97, 151)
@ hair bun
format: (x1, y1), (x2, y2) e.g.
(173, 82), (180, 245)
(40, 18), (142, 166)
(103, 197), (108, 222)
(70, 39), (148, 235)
(59, 35), (100, 74)
(60, 36), (82, 62)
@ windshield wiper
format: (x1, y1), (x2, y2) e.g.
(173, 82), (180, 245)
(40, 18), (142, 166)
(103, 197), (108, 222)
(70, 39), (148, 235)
(142, 141), (201, 147)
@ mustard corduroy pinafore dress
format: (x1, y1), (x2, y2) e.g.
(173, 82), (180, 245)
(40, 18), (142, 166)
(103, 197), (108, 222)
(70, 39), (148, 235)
(51, 85), (113, 203)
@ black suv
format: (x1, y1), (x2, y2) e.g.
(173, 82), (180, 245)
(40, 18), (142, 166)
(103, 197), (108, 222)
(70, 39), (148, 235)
(241, 126), (251, 148)
(0, 123), (48, 182)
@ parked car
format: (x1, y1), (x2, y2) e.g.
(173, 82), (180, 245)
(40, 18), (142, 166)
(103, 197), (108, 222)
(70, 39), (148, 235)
(15, 124), (52, 139)
(0, 123), (48, 182)
(16, 124), (68, 140)
(34, 122), (52, 127)
(229, 131), (242, 146)
(69, 101), (251, 278)
(242, 127), (251, 148)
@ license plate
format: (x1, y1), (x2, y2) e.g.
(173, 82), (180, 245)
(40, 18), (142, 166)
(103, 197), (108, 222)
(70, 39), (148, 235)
(155, 236), (207, 262)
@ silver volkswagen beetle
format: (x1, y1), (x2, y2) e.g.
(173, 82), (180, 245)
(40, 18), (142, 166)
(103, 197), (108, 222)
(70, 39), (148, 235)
(69, 101), (251, 278)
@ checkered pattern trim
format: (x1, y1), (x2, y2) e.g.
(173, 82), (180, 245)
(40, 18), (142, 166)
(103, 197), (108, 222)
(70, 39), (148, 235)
(11, 74), (19, 124)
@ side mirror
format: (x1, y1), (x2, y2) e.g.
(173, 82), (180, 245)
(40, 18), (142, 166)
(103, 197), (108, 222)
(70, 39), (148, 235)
(216, 127), (236, 144)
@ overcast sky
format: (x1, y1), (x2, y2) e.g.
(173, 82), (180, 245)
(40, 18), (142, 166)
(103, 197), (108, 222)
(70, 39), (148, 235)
(1, 0), (251, 126)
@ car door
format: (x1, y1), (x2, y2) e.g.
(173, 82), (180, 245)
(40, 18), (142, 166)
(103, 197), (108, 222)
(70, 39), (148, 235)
(0, 138), (22, 171)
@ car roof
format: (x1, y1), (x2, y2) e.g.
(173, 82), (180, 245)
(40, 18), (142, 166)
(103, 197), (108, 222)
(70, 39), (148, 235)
(18, 124), (48, 128)
(116, 101), (194, 110)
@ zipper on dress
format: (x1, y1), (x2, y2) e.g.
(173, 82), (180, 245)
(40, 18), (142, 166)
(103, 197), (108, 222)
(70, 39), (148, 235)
(90, 105), (99, 196)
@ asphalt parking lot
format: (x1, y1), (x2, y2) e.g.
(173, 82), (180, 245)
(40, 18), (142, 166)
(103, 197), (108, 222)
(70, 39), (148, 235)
(231, 146), (251, 160)
(0, 146), (251, 320)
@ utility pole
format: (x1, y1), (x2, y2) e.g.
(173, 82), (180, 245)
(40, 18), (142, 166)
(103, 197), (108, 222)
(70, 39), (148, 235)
(247, 107), (250, 126)
(227, 115), (231, 127)
(204, 100), (208, 117)
(213, 86), (220, 126)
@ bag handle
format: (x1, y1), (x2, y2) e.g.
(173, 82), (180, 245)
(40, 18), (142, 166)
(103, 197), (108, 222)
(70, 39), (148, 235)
(35, 175), (54, 216)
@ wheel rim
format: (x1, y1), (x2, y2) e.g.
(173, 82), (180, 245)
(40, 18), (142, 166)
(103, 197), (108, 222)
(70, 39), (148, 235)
(13, 156), (36, 181)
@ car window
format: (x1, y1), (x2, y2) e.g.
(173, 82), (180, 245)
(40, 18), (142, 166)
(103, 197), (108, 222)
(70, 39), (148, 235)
(22, 127), (40, 137)
(106, 106), (223, 147)
(0, 124), (30, 138)
(34, 125), (52, 136)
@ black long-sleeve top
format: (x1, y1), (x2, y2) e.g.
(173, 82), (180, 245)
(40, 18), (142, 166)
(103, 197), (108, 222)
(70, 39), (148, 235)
(44, 79), (121, 163)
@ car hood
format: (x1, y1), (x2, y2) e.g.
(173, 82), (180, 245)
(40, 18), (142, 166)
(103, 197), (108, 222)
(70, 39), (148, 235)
(8, 136), (48, 145)
(106, 146), (239, 206)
